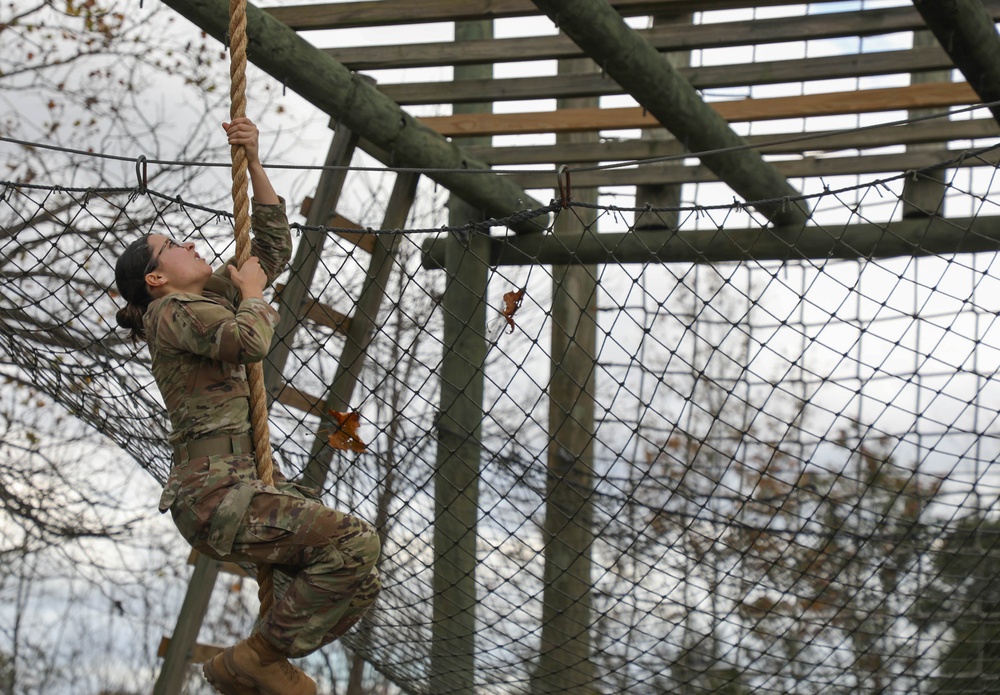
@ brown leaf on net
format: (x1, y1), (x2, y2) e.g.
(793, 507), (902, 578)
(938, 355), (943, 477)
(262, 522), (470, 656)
(501, 288), (526, 333)
(326, 410), (367, 452)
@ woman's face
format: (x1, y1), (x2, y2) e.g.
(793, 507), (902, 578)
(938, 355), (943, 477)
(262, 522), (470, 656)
(144, 234), (212, 294)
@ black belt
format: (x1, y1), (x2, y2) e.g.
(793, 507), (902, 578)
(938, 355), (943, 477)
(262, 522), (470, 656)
(173, 434), (253, 463)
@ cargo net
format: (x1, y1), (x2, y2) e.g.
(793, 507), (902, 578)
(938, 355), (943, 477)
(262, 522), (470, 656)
(4, 139), (1000, 695)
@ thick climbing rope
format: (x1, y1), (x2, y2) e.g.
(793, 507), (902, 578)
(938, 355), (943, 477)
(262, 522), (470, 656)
(227, 0), (276, 616)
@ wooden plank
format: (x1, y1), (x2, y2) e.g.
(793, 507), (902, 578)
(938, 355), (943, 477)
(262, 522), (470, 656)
(299, 198), (378, 253)
(419, 82), (981, 137)
(275, 383), (326, 417)
(505, 147), (1000, 189)
(324, 3), (1000, 71)
(302, 298), (352, 334)
(157, 637), (224, 665)
(265, 0), (835, 31)
(467, 117), (1000, 165)
(273, 283), (352, 336)
(380, 46), (954, 105)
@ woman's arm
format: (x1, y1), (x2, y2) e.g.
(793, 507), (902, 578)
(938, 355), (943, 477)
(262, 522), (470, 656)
(225, 118), (279, 205)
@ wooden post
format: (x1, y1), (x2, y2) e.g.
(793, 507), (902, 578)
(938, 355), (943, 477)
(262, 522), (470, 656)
(634, 12), (692, 231)
(902, 30), (951, 219)
(152, 556), (221, 695)
(531, 55), (599, 695)
(430, 18), (493, 694)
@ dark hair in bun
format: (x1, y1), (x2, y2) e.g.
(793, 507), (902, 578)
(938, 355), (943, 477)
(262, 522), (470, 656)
(114, 235), (153, 342)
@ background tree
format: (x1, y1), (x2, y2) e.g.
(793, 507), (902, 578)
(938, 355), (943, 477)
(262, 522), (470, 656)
(911, 513), (1000, 693)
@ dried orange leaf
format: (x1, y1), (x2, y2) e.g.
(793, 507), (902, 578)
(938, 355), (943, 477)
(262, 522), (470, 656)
(501, 288), (525, 334)
(326, 410), (367, 452)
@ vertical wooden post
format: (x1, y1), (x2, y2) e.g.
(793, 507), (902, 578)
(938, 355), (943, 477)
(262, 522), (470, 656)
(902, 30), (950, 219)
(430, 18), (493, 695)
(531, 54), (599, 695)
(152, 556), (221, 695)
(634, 12), (692, 231)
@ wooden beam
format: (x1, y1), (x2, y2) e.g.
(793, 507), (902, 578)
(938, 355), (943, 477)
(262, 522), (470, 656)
(529, 0), (807, 227)
(504, 146), (1000, 189)
(912, 0), (1000, 126)
(265, 0), (838, 31)
(468, 118), (1000, 166)
(301, 298), (352, 334)
(324, 2), (1000, 71)
(157, 637), (224, 665)
(157, 0), (546, 234)
(381, 46), (954, 105)
(420, 82), (981, 137)
(421, 214), (1000, 267)
(299, 198), (378, 253)
(275, 383), (325, 417)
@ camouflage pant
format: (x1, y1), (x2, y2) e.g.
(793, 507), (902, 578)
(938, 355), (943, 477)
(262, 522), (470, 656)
(160, 451), (381, 658)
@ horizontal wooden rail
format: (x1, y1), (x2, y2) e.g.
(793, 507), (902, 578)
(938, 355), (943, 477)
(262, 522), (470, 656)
(157, 636), (223, 664)
(323, 2), (1000, 71)
(265, 0), (837, 31)
(298, 199), (378, 254)
(380, 46), (953, 106)
(468, 118), (1000, 166)
(505, 146), (1000, 189)
(420, 82), (981, 137)
(273, 284), (352, 334)
(421, 214), (1000, 268)
(275, 383), (326, 417)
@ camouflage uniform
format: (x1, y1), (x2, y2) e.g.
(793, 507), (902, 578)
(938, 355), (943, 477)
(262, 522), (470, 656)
(148, 200), (381, 658)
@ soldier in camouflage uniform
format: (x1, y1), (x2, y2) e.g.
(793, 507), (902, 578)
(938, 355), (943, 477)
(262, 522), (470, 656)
(114, 118), (380, 695)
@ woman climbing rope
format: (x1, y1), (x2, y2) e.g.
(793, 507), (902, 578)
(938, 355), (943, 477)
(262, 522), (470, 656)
(114, 118), (381, 695)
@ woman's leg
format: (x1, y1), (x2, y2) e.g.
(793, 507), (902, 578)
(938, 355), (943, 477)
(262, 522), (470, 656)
(195, 487), (381, 657)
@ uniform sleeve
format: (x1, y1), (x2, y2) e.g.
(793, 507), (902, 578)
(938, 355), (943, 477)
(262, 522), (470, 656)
(211, 197), (293, 294)
(156, 294), (279, 364)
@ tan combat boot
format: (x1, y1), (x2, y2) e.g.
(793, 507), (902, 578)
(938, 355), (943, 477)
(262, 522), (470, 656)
(203, 632), (316, 695)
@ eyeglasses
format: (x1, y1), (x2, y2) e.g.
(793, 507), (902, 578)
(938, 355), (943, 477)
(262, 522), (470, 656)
(144, 237), (184, 275)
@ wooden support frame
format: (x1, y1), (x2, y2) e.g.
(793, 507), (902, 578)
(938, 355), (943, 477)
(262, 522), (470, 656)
(300, 170), (421, 492)
(529, 0), (807, 227)
(266, 122), (360, 396)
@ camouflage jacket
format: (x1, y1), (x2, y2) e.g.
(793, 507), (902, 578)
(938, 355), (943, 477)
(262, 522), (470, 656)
(144, 199), (292, 447)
